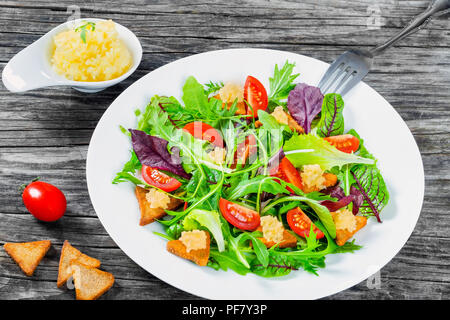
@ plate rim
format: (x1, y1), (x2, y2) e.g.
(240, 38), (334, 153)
(86, 48), (425, 299)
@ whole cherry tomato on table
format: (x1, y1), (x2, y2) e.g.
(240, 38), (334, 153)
(22, 180), (67, 222)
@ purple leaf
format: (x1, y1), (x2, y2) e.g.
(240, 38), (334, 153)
(130, 129), (190, 179)
(350, 186), (364, 215)
(287, 83), (324, 133)
(322, 185), (345, 199)
(321, 184), (364, 214)
(321, 196), (353, 212)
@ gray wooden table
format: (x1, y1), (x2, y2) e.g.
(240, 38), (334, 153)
(0, 0), (449, 300)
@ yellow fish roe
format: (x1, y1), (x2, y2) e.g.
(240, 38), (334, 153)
(51, 20), (132, 82)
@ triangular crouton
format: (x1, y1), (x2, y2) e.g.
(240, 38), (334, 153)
(70, 261), (114, 300)
(167, 231), (210, 266)
(332, 214), (367, 246)
(135, 186), (183, 226)
(3, 240), (51, 276)
(256, 227), (297, 249)
(57, 240), (100, 288)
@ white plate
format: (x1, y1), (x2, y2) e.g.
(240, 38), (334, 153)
(86, 48), (424, 300)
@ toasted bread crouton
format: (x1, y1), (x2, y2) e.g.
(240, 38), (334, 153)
(3, 240), (51, 276)
(331, 212), (367, 246)
(287, 113), (304, 134)
(301, 172), (338, 193)
(213, 94), (247, 115)
(256, 227), (297, 248)
(323, 173), (338, 188)
(167, 231), (210, 266)
(135, 186), (183, 226)
(57, 240), (100, 288)
(70, 261), (114, 300)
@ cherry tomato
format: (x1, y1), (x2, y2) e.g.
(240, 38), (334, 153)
(287, 207), (324, 239)
(142, 165), (181, 192)
(324, 134), (360, 153)
(270, 157), (304, 192)
(22, 181), (67, 222)
(232, 134), (257, 168)
(244, 76), (268, 118)
(183, 121), (224, 148)
(219, 198), (260, 231)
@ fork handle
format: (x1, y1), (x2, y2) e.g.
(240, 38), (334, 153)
(370, 0), (450, 56)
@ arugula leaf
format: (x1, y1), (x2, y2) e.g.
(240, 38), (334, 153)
(268, 61), (300, 110)
(112, 150), (142, 184)
(226, 175), (289, 200)
(204, 81), (224, 96)
(183, 209), (225, 252)
(317, 93), (345, 137)
(181, 76), (237, 126)
(333, 239), (363, 253)
(283, 134), (375, 170)
(209, 250), (251, 275)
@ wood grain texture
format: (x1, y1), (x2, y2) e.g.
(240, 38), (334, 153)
(0, 0), (449, 300)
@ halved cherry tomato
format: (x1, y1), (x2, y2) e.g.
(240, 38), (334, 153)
(324, 134), (360, 153)
(141, 165), (181, 192)
(287, 207), (324, 239)
(270, 157), (303, 192)
(244, 76), (268, 118)
(232, 134), (257, 169)
(22, 180), (66, 222)
(219, 198), (260, 231)
(183, 121), (224, 148)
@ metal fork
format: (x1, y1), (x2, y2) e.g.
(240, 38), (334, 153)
(318, 0), (450, 96)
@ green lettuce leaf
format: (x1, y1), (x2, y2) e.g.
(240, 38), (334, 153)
(283, 134), (374, 170)
(183, 209), (225, 252)
(226, 175), (289, 200)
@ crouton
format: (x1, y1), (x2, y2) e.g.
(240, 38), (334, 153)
(166, 231), (210, 266)
(256, 227), (297, 248)
(331, 212), (367, 246)
(3, 240), (51, 276)
(135, 186), (183, 226)
(70, 260), (114, 300)
(287, 113), (304, 134)
(57, 240), (100, 288)
(323, 173), (338, 188)
(254, 109), (304, 134)
(213, 94), (247, 115)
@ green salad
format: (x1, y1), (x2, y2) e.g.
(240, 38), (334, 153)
(113, 61), (389, 277)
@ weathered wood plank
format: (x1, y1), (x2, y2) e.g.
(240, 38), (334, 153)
(0, 0), (449, 300)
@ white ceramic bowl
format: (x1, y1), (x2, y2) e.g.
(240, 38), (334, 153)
(1, 18), (142, 93)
